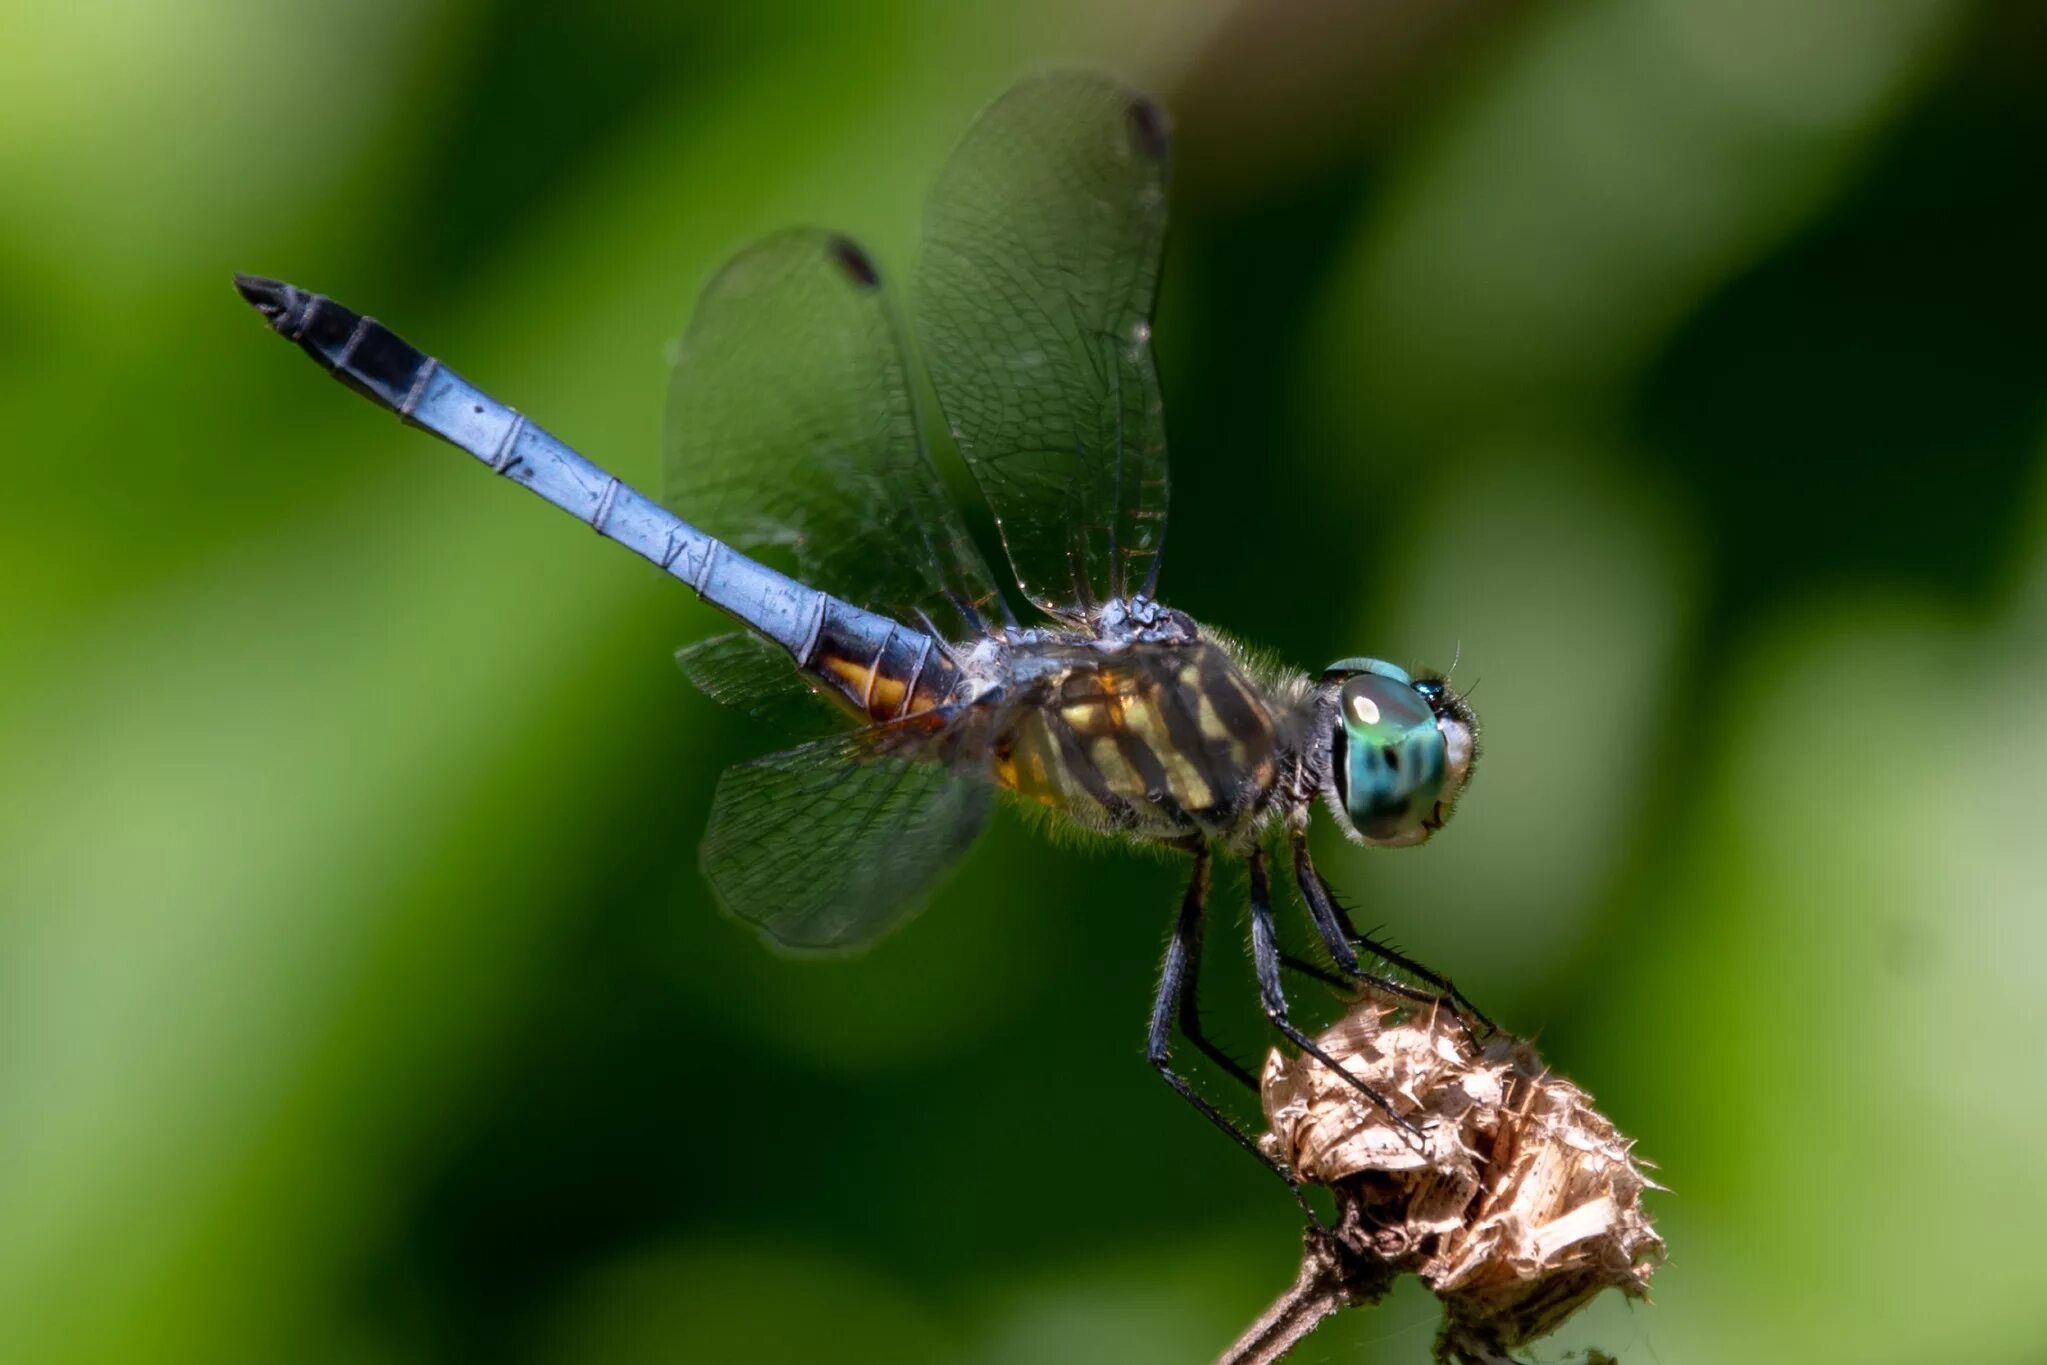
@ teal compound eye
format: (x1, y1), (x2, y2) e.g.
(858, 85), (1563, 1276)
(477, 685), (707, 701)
(1325, 659), (1474, 847)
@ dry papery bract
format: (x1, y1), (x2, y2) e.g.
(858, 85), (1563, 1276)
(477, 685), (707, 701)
(1255, 997), (1663, 1364)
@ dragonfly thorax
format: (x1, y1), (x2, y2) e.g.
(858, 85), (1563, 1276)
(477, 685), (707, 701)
(966, 623), (1290, 846)
(1091, 594), (1200, 646)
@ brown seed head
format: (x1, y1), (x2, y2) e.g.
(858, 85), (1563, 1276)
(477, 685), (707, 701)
(1259, 999), (1664, 1363)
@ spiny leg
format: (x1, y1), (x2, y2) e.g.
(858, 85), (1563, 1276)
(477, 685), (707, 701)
(1147, 845), (1311, 1213)
(1292, 833), (1495, 1036)
(1288, 837), (1445, 1011)
(1278, 949), (1461, 1045)
(1170, 868), (1260, 1095)
(1277, 952), (1349, 992)
(1247, 847), (1421, 1139)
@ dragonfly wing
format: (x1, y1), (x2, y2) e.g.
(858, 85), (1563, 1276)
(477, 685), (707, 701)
(699, 724), (992, 951)
(915, 71), (1172, 616)
(665, 227), (1005, 645)
(676, 632), (848, 739)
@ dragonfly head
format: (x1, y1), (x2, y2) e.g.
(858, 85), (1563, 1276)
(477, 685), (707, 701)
(1318, 658), (1478, 847)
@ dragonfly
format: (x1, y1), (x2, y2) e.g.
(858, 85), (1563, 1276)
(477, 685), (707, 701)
(235, 72), (1484, 1197)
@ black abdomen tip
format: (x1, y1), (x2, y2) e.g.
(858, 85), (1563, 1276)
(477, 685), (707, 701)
(234, 273), (302, 330)
(232, 275), (424, 409)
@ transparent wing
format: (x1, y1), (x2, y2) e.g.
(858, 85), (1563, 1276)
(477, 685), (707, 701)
(676, 632), (848, 739)
(914, 71), (1172, 616)
(699, 723), (992, 951)
(665, 228), (1005, 644)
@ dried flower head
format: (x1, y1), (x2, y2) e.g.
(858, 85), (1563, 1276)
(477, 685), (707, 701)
(1256, 998), (1663, 1364)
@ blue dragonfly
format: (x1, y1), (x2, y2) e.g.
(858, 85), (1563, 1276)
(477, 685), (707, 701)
(237, 72), (1485, 1197)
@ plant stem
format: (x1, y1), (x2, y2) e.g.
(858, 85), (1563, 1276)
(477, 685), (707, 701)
(1216, 1226), (1394, 1365)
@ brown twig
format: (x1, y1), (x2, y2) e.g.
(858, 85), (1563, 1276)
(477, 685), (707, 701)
(1216, 1224), (1396, 1365)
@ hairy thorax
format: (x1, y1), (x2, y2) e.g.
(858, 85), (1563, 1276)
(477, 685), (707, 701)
(946, 601), (1307, 847)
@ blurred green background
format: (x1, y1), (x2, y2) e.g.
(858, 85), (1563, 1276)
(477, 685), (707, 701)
(3, 1), (2044, 1361)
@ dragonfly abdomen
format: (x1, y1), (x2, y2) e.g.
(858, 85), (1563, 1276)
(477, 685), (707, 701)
(235, 275), (950, 723)
(806, 612), (960, 724)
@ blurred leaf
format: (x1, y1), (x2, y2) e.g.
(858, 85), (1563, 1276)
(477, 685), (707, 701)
(1581, 447), (2047, 1362)
(534, 1241), (952, 1365)
(1306, 0), (1966, 431)
(1322, 445), (1700, 1010)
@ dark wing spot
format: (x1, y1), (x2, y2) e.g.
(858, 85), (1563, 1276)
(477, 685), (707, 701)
(1126, 97), (1169, 162)
(826, 235), (881, 288)
(1382, 745), (1400, 774)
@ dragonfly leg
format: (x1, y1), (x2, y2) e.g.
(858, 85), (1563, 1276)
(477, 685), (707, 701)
(1171, 893), (1261, 1097)
(1277, 945), (1477, 1056)
(1248, 847), (1423, 1140)
(1277, 951), (1349, 992)
(1147, 845), (1314, 1215)
(1291, 833), (1495, 1038)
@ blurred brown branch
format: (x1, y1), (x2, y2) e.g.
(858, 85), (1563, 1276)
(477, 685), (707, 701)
(1216, 1224), (1395, 1365)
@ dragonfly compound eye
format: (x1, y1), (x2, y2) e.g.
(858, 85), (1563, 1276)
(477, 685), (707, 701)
(1335, 671), (1449, 846)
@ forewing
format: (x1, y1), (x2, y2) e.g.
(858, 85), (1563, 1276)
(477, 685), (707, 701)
(676, 632), (847, 739)
(664, 228), (1004, 642)
(915, 71), (1172, 615)
(699, 724), (992, 951)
